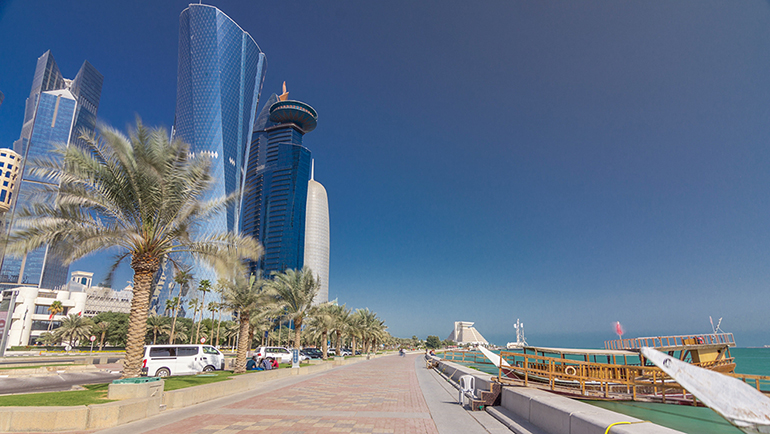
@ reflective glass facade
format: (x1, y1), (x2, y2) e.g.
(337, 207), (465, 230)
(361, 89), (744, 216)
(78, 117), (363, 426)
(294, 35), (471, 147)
(242, 94), (314, 278)
(151, 5), (267, 314)
(0, 51), (103, 291)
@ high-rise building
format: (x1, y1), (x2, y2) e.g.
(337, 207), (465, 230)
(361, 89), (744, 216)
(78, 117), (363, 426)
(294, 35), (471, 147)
(0, 51), (102, 291)
(242, 86), (318, 280)
(304, 161), (330, 304)
(151, 4), (267, 313)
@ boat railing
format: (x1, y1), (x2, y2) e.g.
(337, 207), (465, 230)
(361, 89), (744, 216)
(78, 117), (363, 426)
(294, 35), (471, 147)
(604, 333), (735, 350)
(497, 349), (696, 403)
(439, 349), (491, 365)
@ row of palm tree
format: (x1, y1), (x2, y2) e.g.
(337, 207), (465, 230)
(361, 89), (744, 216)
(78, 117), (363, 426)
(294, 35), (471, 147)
(38, 314), (110, 349)
(3, 120), (388, 378)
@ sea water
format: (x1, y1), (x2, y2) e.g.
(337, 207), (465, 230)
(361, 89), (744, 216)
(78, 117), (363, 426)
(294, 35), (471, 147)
(444, 347), (770, 434)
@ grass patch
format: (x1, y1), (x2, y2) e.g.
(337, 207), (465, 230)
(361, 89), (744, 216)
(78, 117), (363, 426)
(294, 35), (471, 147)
(0, 363), (75, 371)
(162, 370), (242, 391)
(0, 383), (113, 406)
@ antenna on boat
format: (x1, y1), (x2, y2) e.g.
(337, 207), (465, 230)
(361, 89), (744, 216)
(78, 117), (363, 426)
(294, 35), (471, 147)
(710, 316), (724, 334)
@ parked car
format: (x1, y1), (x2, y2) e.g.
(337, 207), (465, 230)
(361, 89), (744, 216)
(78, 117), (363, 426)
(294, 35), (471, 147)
(141, 344), (225, 377)
(329, 348), (352, 356)
(301, 348), (324, 359)
(254, 346), (308, 364)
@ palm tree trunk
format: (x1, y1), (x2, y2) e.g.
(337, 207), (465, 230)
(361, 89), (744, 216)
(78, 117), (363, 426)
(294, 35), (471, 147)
(170, 294), (181, 343)
(99, 330), (106, 351)
(351, 337), (357, 356)
(153, 329), (157, 345)
(322, 331), (328, 360)
(234, 310), (250, 373)
(195, 293), (206, 344)
(294, 318), (302, 349)
(215, 309), (222, 347)
(335, 331), (341, 358)
(123, 257), (160, 378)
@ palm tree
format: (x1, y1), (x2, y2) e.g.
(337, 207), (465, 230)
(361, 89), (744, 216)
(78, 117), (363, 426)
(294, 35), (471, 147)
(54, 314), (93, 348)
(4, 121), (261, 377)
(93, 321), (110, 350)
(195, 279), (211, 344)
(169, 267), (193, 343)
(306, 304), (335, 359)
(223, 321), (240, 349)
(346, 314), (363, 356)
(330, 304), (350, 357)
(264, 268), (319, 349)
(164, 299), (175, 316)
(206, 301), (218, 343)
(38, 332), (59, 346)
(47, 301), (64, 331)
(146, 314), (170, 345)
(219, 271), (265, 373)
(187, 298), (199, 344)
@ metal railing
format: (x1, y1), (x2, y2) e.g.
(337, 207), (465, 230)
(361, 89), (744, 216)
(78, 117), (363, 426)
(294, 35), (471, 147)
(604, 333), (735, 350)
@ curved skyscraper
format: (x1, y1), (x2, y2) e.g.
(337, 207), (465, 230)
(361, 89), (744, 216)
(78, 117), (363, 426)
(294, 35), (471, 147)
(152, 4), (267, 313)
(304, 161), (330, 304)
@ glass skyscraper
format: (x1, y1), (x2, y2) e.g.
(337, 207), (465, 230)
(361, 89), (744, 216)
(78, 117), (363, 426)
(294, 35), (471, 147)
(0, 51), (103, 291)
(242, 90), (318, 280)
(151, 4), (267, 314)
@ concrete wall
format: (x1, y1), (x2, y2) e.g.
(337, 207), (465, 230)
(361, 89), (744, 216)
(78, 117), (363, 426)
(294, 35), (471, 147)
(433, 358), (683, 434)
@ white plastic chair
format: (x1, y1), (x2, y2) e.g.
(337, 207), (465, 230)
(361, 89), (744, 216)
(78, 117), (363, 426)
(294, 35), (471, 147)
(458, 375), (476, 405)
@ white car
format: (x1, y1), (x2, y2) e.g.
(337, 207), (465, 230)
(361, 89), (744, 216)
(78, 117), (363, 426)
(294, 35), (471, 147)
(254, 346), (308, 364)
(141, 344), (225, 377)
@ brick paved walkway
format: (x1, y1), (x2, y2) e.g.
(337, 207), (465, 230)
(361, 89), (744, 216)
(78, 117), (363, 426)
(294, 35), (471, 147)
(142, 354), (438, 434)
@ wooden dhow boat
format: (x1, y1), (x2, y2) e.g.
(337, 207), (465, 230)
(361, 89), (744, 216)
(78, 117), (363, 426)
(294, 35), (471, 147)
(443, 332), (769, 404)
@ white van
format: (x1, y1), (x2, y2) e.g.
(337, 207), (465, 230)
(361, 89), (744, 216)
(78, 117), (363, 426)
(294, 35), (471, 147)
(141, 344), (225, 377)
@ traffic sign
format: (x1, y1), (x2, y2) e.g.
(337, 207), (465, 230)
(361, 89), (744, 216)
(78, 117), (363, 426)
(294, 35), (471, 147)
(200, 337), (206, 344)
(89, 335), (96, 342)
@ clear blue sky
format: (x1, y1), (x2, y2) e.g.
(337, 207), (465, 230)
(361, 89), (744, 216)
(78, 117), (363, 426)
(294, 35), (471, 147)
(1, 1), (769, 347)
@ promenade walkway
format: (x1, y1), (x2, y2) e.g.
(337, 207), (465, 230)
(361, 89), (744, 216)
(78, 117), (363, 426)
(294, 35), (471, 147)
(90, 353), (509, 434)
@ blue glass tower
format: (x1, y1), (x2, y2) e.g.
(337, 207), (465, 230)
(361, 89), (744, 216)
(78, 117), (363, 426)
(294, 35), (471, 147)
(0, 51), (103, 290)
(151, 4), (267, 314)
(242, 89), (318, 277)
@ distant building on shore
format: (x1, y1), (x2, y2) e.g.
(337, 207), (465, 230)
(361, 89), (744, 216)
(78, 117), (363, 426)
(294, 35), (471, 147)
(447, 321), (488, 345)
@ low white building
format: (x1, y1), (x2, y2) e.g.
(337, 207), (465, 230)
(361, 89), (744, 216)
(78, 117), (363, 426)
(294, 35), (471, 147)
(0, 271), (133, 347)
(1, 286), (87, 347)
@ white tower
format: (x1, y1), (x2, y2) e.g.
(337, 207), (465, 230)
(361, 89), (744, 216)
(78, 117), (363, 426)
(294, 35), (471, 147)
(304, 160), (330, 305)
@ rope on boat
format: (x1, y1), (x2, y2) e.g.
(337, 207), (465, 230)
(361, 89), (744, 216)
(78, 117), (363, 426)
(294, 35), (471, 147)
(604, 421), (650, 434)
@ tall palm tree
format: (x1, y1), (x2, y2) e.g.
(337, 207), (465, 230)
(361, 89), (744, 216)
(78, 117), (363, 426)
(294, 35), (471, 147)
(306, 304), (335, 359)
(220, 271), (265, 373)
(54, 314), (93, 348)
(187, 298), (199, 344)
(164, 299), (175, 316)
(169, 267), (193, 343)
(195, 279), (211, 344)
(94, 321), (110, 350)
(264, 268), (319, 349)
(146, 314), (170, 345)
(4, 122), (261, 377)
(47, 301), (64, 331)
(330, 304), (350, 357)
(206, 301), (218, 343)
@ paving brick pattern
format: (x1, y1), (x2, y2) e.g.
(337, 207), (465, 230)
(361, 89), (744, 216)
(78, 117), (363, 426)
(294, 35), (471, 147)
(145, 354), (438, 434)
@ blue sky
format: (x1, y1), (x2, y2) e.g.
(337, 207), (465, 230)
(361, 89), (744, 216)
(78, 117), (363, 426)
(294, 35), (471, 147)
(1, 1), (769, 347)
